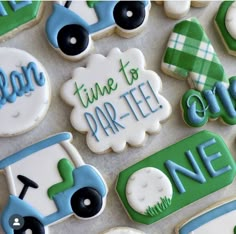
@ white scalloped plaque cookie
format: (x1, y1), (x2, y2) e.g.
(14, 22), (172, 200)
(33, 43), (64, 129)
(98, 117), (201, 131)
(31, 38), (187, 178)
(0, 47), (51, 136)
(61, 48), (171, 153)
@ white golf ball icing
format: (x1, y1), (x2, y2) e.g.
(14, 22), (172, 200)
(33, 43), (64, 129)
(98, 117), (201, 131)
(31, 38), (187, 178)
(126, 167), (173, 215)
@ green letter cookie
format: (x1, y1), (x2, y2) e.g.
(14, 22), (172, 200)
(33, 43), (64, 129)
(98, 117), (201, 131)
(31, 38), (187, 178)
(116, 131), (236, 225)
(0, 1), (43, 42)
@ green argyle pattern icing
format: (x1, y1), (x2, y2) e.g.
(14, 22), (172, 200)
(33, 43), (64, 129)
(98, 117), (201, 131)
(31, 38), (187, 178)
(163, 18), (229, 91)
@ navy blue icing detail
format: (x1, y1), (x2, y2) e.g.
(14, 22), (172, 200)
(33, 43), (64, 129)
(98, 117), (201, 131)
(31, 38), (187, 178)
(57, 24), (89, 56)
(113, 1), (146, 30)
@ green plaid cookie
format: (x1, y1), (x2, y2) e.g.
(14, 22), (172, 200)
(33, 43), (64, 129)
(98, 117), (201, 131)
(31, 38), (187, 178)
(162, 18), (229, 91)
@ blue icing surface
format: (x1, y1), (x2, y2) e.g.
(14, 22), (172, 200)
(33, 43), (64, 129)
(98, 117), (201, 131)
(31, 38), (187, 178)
(0, 2), (7, 16)
(0, 132), (71, 170)
(8, 0), (32, 12)
(0, 62), (45, 108)
(179, 199), (236, 234)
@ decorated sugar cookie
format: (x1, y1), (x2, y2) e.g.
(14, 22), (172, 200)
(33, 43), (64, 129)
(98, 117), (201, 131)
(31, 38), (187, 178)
(116, 131), (236, 224)
(126, 167), (173, 216)
(161, 18), (236, 128)
(0, 1), (43, 42)
(61, 48), (171, 153)
(102, 227), (145, 234)
(46, 1), (151, 61)
(162, 17), (228, 92)
(0, 132), (108, 234)
(156, 0), (209, 19)
(215, 1), (236, 56)
(0, 48), (51, 136)
(176, 197), (236, 234)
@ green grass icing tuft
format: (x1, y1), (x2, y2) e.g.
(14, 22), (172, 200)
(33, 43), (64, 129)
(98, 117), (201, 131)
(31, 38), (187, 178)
(144, 196), (172, 217)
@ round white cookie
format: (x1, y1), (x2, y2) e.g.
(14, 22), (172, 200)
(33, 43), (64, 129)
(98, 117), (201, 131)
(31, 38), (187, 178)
(126, 167), (173, 215)
(0, 48), (51, 136)
(102, 227), (145, 234)
(164, 1), (191, 19)
(225, 1), (236, 40)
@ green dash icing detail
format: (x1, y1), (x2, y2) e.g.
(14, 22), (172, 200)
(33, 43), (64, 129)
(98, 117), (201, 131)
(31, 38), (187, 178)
(87, 0), (100, 8)
(47, 158), (75, 199)
(145, 196), (172, 217)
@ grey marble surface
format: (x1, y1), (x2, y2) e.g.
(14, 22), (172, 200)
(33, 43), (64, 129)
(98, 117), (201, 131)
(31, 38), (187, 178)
(1, 1), (236, 234)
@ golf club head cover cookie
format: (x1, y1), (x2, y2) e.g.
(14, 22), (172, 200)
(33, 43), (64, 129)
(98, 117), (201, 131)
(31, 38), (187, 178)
(116, 130), (236, 225)
(101, 227), (145, 234)
(0, 47), (51, 136)
(161, 17), (236, 128)
(0, 0), (43, 42)
(156, 0), (209, 19)
(162, 17), (228, 92)
(45, 0), (151, 61)
(215, 1), (236, 56)
(61, 48), (172, 154)
(176, 197), (236, 234)
(0, 132), (108, 234)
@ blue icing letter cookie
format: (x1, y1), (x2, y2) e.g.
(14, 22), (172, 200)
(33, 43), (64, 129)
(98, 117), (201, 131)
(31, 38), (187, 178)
(0, 47), (51, 136)
(116, 130), (236, 225)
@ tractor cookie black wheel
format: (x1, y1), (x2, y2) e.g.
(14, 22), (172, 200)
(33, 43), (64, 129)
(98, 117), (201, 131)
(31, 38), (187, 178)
(113, 1), (146, 30)
(14, 216), (45, 234)
(57, 24), (89, 56)
(71, 187), (103, 218)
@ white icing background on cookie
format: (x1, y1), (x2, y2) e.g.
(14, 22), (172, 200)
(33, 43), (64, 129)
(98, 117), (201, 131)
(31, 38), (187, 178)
(61, 48), (171, 153)
(1, 2), (236, 234)
(0, 48), (50, 136)
(226, 1), (236, 40)
(190, 210), (236, 234)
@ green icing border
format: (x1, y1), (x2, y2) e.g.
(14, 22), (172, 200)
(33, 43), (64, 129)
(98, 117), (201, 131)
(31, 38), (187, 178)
(0, 1), (41, 37)
(215, 1), (236, 51)
(181, 76), (236, 127)
(116, 131), (236, 224)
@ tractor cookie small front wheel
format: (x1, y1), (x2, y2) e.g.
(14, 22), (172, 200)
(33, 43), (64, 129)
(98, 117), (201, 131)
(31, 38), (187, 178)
(113, 1), (146, 30)
(57, 24), (89, 56)
(14, 216), (45, 234)
(71, 187), (103, 219)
